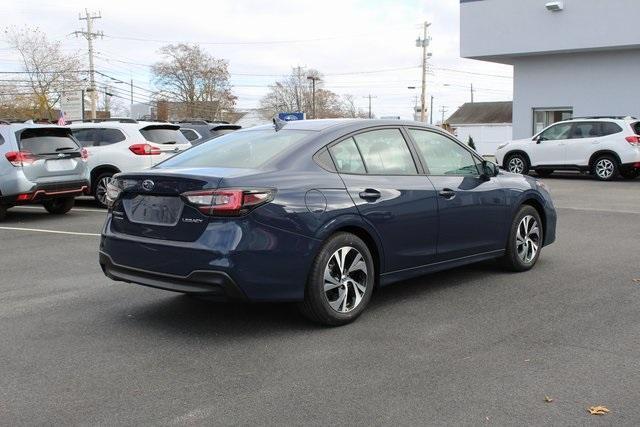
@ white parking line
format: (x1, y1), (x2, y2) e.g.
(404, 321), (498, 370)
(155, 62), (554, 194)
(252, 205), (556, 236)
(0, 226), (100, 237)
(556, 206), (640, 215)
(11, 205), (106, 213)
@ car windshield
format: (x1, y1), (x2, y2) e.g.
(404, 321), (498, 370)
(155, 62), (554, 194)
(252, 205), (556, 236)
(157, 129), (312, 169)
(139, 126), (189, 145)
(18, 128), (80, 154)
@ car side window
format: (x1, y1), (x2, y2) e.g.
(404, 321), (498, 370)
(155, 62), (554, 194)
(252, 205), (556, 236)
(181, 129), (199, 142)
(601, 122), (623, 136)
(571, 122), (600, 139)
(0, 132), (4, 145)
(71, 128), (96, 147)
(98, 129), (126, 146)
(409, 129), (479, 176)
(539, 123), (573, 141)
(352, 129), (417, 175)
(329, 138), (366, 174)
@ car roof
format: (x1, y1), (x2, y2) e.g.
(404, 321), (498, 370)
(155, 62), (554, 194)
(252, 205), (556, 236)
(241, 118), (439, 133)
(0, 123), (71, 132)
(69, 121), (179, 130)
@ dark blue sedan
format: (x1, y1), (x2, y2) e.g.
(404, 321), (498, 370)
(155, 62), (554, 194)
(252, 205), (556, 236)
(99, 119), (557, 325)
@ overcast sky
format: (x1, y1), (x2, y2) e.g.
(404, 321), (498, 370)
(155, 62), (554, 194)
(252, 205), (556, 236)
(0, 0), (513, 121)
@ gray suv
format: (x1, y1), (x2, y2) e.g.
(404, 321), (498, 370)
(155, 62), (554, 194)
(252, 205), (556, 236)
(0, 122), (90, 220)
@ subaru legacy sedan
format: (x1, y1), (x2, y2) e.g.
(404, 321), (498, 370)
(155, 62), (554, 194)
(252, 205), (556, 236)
(99, 119), (557, 326)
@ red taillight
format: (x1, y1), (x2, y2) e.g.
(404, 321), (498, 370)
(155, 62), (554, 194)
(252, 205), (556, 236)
(129, 143), (161, 155)
(625, 135), (640, 145)
(81, 147), (89, 161)
(16, 193), (32, 201)
(182, 188), (274, 216)
(5, 151), (35, 167)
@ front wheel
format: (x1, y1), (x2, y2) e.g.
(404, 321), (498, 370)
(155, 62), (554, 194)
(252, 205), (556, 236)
(299, 232), (375, 326)
(500, 205), (543, 272)
(505, 153), (529, 175)
(43, 197), (75, 215)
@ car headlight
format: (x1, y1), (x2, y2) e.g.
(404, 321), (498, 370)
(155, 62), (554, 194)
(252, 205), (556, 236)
(497, 142), (509, 150)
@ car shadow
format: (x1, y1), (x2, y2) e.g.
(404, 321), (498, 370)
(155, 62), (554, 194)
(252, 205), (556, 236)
(120, 259), (512, 337)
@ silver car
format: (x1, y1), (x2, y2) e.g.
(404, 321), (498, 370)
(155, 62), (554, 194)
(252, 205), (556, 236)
(0, 122), (90, 220)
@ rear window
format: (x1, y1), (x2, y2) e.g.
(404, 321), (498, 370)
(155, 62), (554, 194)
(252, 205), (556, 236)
(600, 122), (623, 136)
(632, 122), (640, 135)
(18, 128), (80, 154)
(139, 126), (189, 145)
(158, 129), (311, 169)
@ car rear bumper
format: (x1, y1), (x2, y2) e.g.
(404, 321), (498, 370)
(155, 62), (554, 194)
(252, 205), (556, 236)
(99, 214), (321, 301)
(0, 179), (90, 205)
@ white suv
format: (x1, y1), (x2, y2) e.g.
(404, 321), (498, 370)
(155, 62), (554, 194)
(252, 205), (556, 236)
(496, 117), (640, 181)
(70, 120), (191, 207)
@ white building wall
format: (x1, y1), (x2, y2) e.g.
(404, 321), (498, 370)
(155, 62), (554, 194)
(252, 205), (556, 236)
(452, 124), (513, 156)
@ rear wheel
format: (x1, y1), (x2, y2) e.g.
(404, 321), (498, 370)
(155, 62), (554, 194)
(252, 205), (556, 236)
(43, 197), (75, 215)
(500, 205), (543, 272)
(591, 155), (618, 181)
(535, 169), (554, 178)
(299, 232), (374, 326)
(93, 172), (114, 208)
(505, 153), (529, 175)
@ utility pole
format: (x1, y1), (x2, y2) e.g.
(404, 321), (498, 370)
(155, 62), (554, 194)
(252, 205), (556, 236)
(430, 95), (434, 124)
(470, 83), (474, 103)
(416, 22), (431, 122)
(307, 75), (320, 119)
(363, 94), (377, 119)
(130, 78), (134, 119)
(439, 106), (448, 125)
(74, 9), (103, 120)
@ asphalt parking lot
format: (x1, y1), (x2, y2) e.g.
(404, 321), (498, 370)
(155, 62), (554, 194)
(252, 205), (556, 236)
(1, 174), (639, 425)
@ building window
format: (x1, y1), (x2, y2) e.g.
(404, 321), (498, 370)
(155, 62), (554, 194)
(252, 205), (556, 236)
(533, 108), (573, 135)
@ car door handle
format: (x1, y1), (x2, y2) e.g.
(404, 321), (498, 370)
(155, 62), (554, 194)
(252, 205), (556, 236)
(438, 188), (456, 199)
(358, 189), (381, 201)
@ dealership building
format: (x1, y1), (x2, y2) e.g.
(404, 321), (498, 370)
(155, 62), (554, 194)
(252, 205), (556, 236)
(460, 0), (640, 139)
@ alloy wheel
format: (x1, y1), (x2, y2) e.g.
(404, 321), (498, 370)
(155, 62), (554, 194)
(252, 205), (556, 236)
(595, 159), (614, 180)
(516, 215), (540, 264)
(323, 246), (368, 313)
(508, 157), (525, 174)
(95, 176), (112, 207)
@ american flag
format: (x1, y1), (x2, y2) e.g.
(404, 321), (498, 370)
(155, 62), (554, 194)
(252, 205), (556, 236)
(57, 110), (66, 126)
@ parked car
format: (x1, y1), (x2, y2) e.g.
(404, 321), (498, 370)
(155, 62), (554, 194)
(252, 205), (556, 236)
(99, 119), (557, 326)
(177, 120), (241, 145)
(70, 119), (191, 208)
(0, 122), (89, 220)
(496, 116), (640, 180)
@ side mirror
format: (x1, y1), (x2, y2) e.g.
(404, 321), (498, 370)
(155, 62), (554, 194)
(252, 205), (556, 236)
(481, 160), (499, 179)
(535, 135), (544, 144)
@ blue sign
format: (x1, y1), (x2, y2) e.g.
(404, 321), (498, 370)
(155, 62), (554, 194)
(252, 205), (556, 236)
(278, 112), (305, 121)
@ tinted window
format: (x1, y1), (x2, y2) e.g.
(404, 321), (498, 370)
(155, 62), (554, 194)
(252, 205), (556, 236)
(329, 138), (366, 174)
(158, 129), (310, 169)
(18, 128), (80, 154)
(601, 122), (623, 136)
(0, 132), (5, 145)
(180, 129), (199, 141)
(540, 123), (572, 141)
(71, 128), (96, 147)
(353, 129), (416, 175)
(633, 122), (640, 135)
(140, 126), (189, 144)
(571, 122), (600, 139)
(409, 129), (479, 176)
(100, 129), (126, 145)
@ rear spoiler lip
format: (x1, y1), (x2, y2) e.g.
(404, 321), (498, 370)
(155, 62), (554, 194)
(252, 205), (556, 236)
(210, 125), (241, 132)
(140, 124), (181, 131)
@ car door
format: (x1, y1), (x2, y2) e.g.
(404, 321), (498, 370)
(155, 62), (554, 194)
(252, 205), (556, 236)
(329, 128), (439, 272)
(563, 121), (602, 165)
(529, 122), (573, 165)
(406, 128), (507, 261)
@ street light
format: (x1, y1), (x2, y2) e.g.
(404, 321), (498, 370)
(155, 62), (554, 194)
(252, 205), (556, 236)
(307, 76), (321, 119)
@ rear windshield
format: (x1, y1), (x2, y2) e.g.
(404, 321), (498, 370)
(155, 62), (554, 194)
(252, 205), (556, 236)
(633, 122), (640, 135)
(18, 128), (80, 154)
(157, 129), (312, 169)
(139, 126), (189, 145)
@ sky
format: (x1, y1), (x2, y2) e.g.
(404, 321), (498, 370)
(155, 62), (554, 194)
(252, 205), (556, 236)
(0, 0), (513, 121)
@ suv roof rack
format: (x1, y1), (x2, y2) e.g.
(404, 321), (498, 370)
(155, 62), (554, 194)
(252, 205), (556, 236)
(569, 116), (637, 121)
(69, 118), (139, 124)
(178, 119), (231, 125)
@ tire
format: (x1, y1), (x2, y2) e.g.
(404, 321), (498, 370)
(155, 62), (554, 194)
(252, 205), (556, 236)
(505, 153), (529, 175)
(93, 172), (114, 209)
(620, 167), (639, 180)
(0, 205), (7, 221)
(500, 205), (544, 272)
(591, 155), (619, 181)
(42, 197), (75, 215)
(299, 232), (375, 326)
(535, 169), (554, 178)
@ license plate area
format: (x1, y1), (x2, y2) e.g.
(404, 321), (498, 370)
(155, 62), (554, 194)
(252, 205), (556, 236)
(122, 195), (184, 226)
(45, 159), (75, 172)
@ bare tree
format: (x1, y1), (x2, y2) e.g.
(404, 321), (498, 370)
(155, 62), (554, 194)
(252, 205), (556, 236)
(4, 26), (83, 120)
(152, 44), (236, 120)
(341, 94), (368, 118)
(259, 67), (364, 119)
